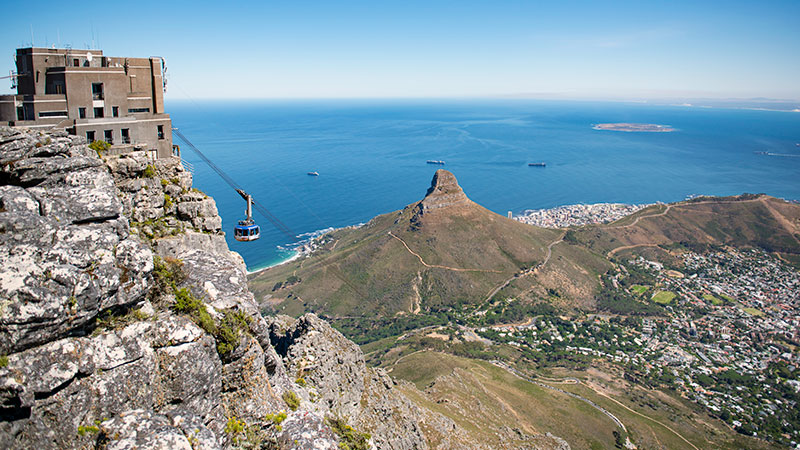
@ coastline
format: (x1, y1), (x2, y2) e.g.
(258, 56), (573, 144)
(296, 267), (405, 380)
(246, 251), (300, 275)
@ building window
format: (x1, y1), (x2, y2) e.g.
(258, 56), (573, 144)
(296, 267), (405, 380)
(157, 125), (165, 140)
(121, 128), (130, 144)
(79, 107), (86, 119)
(104, 130), (113, 144)
(55, 83), (64, 94)
(73, 58), (80, 67)
(94, 107), (104, 118)
(86, 131), (95, 143)
(92, 83), (104, 100)
(112, 106), (119, 117)
(38, 111), (68, 118)
(128, 107), (150, 113)
(16, 107), (24, 121)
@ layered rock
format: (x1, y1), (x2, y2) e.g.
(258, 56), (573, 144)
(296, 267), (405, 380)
(0, 127), (488, 450)
(0, 128), (152, 355)
(267, 314), (429, 449)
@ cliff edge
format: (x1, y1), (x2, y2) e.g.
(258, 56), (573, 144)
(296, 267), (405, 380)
(0, 127), (493, 450)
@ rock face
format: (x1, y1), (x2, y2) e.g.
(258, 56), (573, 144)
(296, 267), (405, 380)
(409, 169), (473, 231)
(0, 128), (152, 355)
(267, 314), (429, 450)
(0, 127), (490, 450)
(420, 169), (470, 212)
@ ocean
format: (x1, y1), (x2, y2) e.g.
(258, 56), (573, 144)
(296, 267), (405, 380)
(166, 99), (800, 271)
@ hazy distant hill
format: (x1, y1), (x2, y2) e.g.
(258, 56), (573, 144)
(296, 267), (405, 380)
(249, 170), (606, 317)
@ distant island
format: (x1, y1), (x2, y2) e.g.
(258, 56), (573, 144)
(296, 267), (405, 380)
(593, 123), (676, 132)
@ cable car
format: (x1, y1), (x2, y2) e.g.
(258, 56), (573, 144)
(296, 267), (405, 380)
(234, 189), (260, 242)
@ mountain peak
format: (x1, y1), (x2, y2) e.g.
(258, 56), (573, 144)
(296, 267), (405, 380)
(421, 169), (470, 211)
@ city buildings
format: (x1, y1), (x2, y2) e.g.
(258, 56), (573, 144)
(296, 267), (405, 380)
(0, 47), (174, 159)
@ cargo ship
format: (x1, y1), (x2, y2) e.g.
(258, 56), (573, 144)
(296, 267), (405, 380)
(426, 160), (445, 165)
(528, 162), (546, 167)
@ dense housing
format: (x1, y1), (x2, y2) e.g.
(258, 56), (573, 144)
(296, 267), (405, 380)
(0, 47), (173, 158)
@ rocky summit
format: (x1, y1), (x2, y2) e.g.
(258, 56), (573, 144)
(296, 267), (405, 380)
(1, 127), (561, 450)
(419, 169), (471, 212)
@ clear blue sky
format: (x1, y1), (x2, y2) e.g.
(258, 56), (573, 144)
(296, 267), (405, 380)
(1, 0), (798, 100)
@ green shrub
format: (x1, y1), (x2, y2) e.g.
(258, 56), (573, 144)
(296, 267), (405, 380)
(142, 164), (156, 178)
(173, 287), (216, 336)
(0, 355), (8, 368)
(151, 256), (186, 297)
(216, 309), (250, 355)
(225, 417), (246, 435)
(295, 376), (306, 387)
(161, 178), (169, 187)
(265, 411), (287, 426)
(325, 416), (371, 450)
(88, 140), (111, 157)
(282, 391), (300, 411)
(164, 193), (173, 208)
(93, 308), (151, 334)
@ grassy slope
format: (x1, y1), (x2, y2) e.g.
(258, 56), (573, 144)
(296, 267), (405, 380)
(390, 351), (781, 450)
(249, 199), (587, 317)
(250, 194), (799, 319)
(575, 195), (800, 263)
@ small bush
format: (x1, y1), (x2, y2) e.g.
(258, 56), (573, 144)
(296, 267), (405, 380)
(282, 391), (300, 411)
(216, 309), (248, 355)
(77, 420), (102, 437)
(265, 411), (287, 426)
(0, 355), (8, 368)
(325, 416), (371, 450)
(93, 308), (151, 334)
(164, 193), (173, 209)
(151, 256), (186, 297)
(161, 178), (169, 187)
(295, 377), (306, 387)
(88, 140), (111, 157)
(225, 417), (246, 435)
(173, 287), (216, 336)
(142, 164), (157, 178)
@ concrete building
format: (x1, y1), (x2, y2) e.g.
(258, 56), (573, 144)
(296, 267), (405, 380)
(0, 47), (174, 159)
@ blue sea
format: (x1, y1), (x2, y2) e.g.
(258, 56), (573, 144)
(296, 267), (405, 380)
(166, 99), (800, 271)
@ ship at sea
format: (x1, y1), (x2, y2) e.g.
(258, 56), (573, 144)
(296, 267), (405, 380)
(528, 162), (546, 167)
(426, 160), (445, 165)
(307, 171), (319, 176)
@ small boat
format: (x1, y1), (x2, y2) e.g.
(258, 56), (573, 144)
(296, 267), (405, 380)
(307, 171), (319, 176)
(426, 160), (445, 165)
(528, 162), (546, 167)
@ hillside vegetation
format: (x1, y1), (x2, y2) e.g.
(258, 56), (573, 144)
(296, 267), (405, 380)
(388, 351), (781, 450)
(572, 194), (800, 266)
(250, 170), (605, 317)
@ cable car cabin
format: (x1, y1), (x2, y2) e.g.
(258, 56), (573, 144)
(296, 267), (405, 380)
(234, 221), (260, 242)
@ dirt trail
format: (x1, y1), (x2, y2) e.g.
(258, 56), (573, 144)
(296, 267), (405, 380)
(759, 197), (800, 246)
(583, 380), (700, 450)
(483, 233), (565, 303)
(605, 197), (767, 256)
(388, 232), (501, 273)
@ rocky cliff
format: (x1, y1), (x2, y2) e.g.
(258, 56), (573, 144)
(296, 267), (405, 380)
(0, 127), (480, 450)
